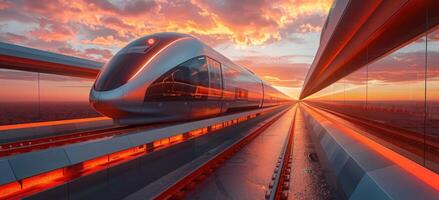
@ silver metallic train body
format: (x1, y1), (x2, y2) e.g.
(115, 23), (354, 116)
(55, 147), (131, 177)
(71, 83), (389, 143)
(90, 32), (290, 124)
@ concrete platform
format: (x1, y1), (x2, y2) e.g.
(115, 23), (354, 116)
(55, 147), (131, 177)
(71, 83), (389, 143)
(287, 108), (334, 199)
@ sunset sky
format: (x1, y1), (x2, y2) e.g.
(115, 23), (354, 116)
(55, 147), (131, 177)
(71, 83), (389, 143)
(0, 0), (333, 99)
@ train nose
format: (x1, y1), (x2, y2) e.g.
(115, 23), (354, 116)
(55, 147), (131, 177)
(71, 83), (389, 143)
(89, 88), (126, 118)
(89, 88), (99, 104)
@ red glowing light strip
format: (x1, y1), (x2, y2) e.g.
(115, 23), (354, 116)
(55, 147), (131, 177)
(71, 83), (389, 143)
(303, 104), (439, 191)
(0, 117), (110, 131)
(0, 106), (282, 199)
(129, 37), (191, 81)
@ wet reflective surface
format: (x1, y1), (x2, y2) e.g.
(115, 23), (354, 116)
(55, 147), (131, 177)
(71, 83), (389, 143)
(185, 108), (296, 199)
(288, 107), (333, 200)
(305, 25), (439, 173)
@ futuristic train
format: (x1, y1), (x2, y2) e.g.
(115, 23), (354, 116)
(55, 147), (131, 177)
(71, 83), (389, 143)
(90, 32), (291, 124)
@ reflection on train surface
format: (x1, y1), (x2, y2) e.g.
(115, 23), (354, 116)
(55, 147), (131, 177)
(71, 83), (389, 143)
(90, 32), (292, 125)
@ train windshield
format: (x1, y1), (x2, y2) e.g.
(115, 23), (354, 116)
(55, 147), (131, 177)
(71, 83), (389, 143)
(145, 56), (222, 101)
(94, 34), (182, 91)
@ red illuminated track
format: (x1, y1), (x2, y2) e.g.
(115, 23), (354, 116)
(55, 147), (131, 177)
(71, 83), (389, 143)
(269, 109), (297, 200)
(154, 107), (293, 200)
(0, 106), (289, 199)
(0, 124), (153, 157)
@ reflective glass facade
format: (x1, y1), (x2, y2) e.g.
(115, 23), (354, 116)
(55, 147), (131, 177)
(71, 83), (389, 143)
(426, 26), (439, 171)
(305, 25), (439, 172)
(0, 68), (100, 125)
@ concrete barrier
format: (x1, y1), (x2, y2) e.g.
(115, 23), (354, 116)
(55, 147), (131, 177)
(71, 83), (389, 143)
(301, 106), (439, 200)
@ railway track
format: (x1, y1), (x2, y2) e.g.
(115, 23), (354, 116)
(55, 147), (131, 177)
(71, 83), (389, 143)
(153, 106), (298, 200)
(267, 108), (297, 200)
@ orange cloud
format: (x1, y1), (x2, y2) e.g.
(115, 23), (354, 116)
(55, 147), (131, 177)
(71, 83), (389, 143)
(235, 55), (309, 87)
(84, 48), (113, 60)
(194, 0), (332, 45)
(0, 1), (10, 9)
(0, 0), (332, 52)
(0, 0), (331, 92)
(82, 36), (126, 47)
(264, 76), (284, 81)
(273, 85), (301, 99)
(299, 23), (322, 33)
(29, 19), (75, 42)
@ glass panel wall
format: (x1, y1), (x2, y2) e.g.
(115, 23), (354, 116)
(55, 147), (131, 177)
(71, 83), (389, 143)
(39, 73), (100, 122)
(0, 68), (100, 126)
(306, 83), (334, 104)
(329, 78), (345, 108)
(305, 26), (439, 173)
(366, 36), (426, 164)
(0, 69), (39, 125)
(426, 26), (439, 172)
(343, 66), (367, 114)
(367, 36), (426, 135)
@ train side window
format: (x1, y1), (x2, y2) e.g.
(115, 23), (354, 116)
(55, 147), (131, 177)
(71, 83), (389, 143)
(188, 56), (209, 88)
(186, 56), (209, 99)
(145, 56), (209, 101)
(144, 65), (193, 101)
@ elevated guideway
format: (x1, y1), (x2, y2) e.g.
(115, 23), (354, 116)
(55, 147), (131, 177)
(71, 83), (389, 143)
(2, 1), (439, 197)
(0, 104), (292, 199)
(0, 42), (102, 78)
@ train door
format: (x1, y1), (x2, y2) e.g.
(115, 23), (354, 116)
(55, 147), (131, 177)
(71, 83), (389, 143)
(189, 56), (223, 118)
(188, 56), (211, 118)
(207, 57), (223, 115)
(260, 81), (265, 108)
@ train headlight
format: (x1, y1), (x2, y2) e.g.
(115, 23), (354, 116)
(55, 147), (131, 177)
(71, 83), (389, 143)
(147, 38), (155, 45)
